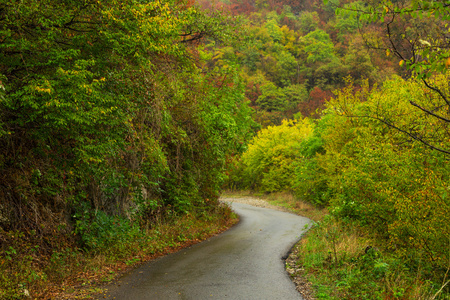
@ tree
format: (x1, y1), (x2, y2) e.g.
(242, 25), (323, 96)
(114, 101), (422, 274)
(241, 118), (313, 192)
(334, 1), (363, 43)
(256, 81), (287, 111)
(319, 77), (450, 271)
(274, 50), (298, 86)
(298, 11), (320, 34)
(341, 0), (450, 155)
(300, 29), (337, 64)
(265, 18), (284, 43)
(0, 0), (254, 247)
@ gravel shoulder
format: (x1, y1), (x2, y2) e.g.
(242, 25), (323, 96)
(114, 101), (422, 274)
(221, 196), (316, 300)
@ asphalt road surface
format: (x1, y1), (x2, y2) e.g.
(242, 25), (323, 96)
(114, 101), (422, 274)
(102, 201), (311, 300)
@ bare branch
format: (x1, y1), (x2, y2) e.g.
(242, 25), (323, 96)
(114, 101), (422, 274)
(409, 101), (450, 123)
(341, 113), (450, 155)
(386, 11), (406, 61)
(422, 78), (450, 107)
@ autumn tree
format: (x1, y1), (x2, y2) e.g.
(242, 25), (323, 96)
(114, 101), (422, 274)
(240, 118), (313, 192)
(342, 0), (450, 154)
(317, 77), (450, 273)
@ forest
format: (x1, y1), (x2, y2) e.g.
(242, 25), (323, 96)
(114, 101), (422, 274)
(1, 0), (450, 298)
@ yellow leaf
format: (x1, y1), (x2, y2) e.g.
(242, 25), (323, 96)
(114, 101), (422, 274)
(399, 60), (404, 66)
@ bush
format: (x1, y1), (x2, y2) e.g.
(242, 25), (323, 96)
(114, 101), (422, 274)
(73, 202), (140, 251)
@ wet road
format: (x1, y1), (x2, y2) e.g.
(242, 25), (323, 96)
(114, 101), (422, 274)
(103, 201), (311, 300)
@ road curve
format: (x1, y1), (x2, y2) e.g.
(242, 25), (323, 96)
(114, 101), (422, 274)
(102, 201), (311, 300)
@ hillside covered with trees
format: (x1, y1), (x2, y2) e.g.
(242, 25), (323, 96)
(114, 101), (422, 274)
(1, 0), (450, 298)
(197, 0), (401, 126)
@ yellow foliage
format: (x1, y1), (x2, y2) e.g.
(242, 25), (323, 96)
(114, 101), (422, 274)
(319, 75), (450, 269)
(242, 118), (313, 192)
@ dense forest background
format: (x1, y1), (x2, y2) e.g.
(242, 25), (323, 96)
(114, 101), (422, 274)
(1, 0), (450, 298)
(197, 0), (401, 125)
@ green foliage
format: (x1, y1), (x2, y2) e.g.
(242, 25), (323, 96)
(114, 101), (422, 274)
(0, 1), (255, 296)
(303, 77), (450, 288)
(233, 75), (450, 296)
(334, 2), (363, 42)
(293, 116), (329, 206)
(73, 202), (140, 251)
(344, 0), (450, 154)
(274, 50), (298, 87)
(256, 82), (288, 111)
(265, 19), (283, 43)
(351, 0), (450, 79)
(300, 30), (337, 64)
(342, 35), (379, 82)
(298, 11), (320, 34)
(0, 230), (47, 300)
(241, 118), (313, 193)
(298, 217), (439, 299)
(223, 0), (450, 297)
(283, 84), (309, 106)
(213, 0), (388, 125)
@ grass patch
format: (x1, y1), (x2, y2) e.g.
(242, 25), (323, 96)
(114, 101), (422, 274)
(295, 216), (450, 300)
(0, 203), (237, 299)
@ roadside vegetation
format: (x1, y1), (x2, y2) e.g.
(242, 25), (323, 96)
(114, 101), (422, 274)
(226, 77), (450, 300)
(225, 77), (450, 298)
(1, 204), (236, 299)
(294, 217), (448, 300)
(224, 190), (450, 300)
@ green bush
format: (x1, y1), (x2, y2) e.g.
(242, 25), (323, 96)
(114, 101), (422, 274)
(240, 118), (313, 193)
(73, 202), (140, 251)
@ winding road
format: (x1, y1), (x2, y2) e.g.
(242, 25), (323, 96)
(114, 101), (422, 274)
(103, 200), (311, 300)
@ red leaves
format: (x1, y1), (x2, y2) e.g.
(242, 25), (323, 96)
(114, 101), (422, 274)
(297, 87), (333, 118)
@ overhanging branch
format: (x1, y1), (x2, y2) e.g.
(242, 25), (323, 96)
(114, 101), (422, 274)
(342, 113), (450, 155)
(422, 78), (450, 107)
(409, 101), (450, 123)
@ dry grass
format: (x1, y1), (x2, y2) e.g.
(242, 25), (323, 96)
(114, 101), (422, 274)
(295, 217), (447, 299)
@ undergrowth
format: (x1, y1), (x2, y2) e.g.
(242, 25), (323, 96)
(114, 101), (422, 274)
(296, 216), (450, 300)
(0, 203), (237, 299)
